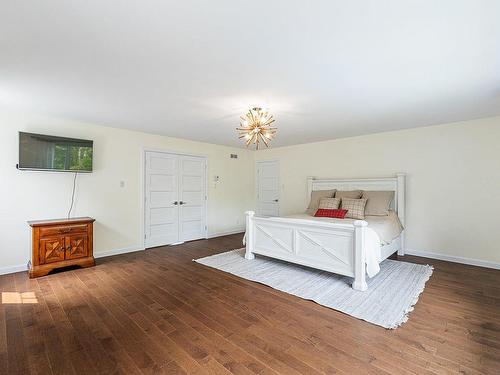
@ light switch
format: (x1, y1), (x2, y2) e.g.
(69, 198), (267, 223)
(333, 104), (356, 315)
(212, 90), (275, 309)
(120, 181), (125, 188)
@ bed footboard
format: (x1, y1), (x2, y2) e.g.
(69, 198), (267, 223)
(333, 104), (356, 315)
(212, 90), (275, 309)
(244, 211), (368, 291)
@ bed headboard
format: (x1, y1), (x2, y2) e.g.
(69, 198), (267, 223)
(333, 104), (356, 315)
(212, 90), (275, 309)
(307, 173), (406, 226)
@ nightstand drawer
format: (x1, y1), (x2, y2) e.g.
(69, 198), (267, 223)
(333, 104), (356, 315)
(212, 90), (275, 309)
(39, 224), (88, 237)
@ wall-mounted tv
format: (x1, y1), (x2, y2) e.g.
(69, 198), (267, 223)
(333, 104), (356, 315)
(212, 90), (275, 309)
(18, 132), (93, 172)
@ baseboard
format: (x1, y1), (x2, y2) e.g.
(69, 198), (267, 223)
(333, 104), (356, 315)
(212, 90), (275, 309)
(405, 249), (500, 270)
(207, 228), (245, 239)
(94, 245), (145, 259)
(0, 264), (28, 276)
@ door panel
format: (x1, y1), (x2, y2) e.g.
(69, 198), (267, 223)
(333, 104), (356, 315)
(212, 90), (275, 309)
(181, 206), (203, 221)
(257, 161), (280, 216)
(179, 156), (207, 242)
(150, 207), (176, 225)
(150, 191), (176, 206)
(150, 174), (176, 190)
(150, 155), (176, 171)
(182, 191), (203, 206)
(66, 235), (87, 260)
(40, 237), (66, 264)
(145, 152), (179, 247)
(182, 175), (202, 190)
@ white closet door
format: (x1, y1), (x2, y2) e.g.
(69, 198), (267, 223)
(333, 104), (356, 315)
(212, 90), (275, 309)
(179, 155), (207, 242)
(145, 152), (179, 247)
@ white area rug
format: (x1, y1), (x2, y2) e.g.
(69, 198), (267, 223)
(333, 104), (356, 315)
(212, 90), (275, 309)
(195, 248), (433, 329)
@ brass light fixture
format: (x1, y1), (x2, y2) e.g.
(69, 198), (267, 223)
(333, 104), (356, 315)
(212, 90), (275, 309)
(236, 107), (276, 150)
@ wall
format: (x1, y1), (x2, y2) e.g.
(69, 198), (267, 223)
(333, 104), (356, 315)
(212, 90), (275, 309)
(0, 110), (254, 274)
(254, 116), (500, 266)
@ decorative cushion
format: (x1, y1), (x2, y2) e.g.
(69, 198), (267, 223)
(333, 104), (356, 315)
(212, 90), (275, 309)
(307, 189), (336, 211)
(314, 209), (348, 219)
(362, 191), (394, 216)
(318, 197), (341, 210)
(341, 198), (368, 219)
(335, 190), (363, 199)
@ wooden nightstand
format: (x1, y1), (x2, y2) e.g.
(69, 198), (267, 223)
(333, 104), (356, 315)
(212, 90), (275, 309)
(28, 217), (95, 278)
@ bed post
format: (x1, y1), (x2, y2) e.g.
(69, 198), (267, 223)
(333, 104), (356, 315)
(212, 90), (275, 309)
(245, 211), (255, 260)
(353, 220), (368, 291)
(396, 173), (406, 256)
(306, 176), (314, 209)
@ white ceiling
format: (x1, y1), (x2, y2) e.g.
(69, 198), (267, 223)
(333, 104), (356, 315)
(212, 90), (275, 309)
(1, 1), (499, 148)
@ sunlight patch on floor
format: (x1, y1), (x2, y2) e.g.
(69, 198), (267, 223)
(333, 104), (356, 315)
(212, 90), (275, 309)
(1, 292), (38, 304)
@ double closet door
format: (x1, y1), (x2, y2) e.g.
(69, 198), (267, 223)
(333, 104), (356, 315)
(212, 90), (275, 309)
(145, 151), (207, 248)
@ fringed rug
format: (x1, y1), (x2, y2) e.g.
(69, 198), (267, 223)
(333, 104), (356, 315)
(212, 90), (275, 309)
(195, 248), (433, 329)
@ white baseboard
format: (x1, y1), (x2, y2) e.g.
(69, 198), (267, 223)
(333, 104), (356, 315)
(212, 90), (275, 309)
(406, 249), (500, 270)
(94, 245), (145, 259)
(207, 227), (245, 239)
(0, 264), (28, 276)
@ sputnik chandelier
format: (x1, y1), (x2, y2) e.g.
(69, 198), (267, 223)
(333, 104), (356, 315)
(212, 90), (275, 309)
(236, 107), (276, 149)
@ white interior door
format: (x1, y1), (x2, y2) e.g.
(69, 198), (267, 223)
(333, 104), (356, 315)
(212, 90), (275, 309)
(179, 156), (207, 242)
(145, 151), (207, 248)
(145, 152), (179, 247)
(256, 160), (280, 216)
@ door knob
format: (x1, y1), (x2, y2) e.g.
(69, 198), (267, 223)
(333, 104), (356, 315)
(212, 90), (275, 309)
(179, 201), (186, 205)
(173, 201), (179, 205)
(274, 199), (279, 202)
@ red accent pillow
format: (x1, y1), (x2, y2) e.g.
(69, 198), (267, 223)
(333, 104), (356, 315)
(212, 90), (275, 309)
(314, 209), (348, 219)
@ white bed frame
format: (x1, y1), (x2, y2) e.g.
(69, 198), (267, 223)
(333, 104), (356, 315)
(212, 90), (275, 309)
(244, 174), (406, 291)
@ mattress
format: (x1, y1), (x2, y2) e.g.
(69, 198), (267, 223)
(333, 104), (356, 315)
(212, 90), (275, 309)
(285, 210), (403, 245)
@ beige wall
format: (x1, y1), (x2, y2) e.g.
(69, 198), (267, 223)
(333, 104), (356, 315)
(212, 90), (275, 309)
(0, 110), (254, 273)
(254, 116), (500, 265)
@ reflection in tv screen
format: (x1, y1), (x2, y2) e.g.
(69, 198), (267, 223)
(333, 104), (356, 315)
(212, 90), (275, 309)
(19, 132), (93, 172)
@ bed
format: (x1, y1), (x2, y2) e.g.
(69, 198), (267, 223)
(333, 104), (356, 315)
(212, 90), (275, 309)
(244, 174), (406, 291)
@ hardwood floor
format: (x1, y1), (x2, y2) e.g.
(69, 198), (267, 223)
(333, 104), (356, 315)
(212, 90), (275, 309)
(1, 233), (499, 374)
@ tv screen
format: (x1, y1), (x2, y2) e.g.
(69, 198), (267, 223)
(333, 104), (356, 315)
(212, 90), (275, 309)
(18, 132), (93, 172)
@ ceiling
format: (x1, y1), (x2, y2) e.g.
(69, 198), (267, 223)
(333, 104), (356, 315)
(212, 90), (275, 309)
(1, 1), (499, 148)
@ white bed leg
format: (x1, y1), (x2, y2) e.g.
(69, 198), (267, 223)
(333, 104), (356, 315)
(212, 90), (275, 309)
(397, 231), (405, 256)
(244, 211), (255, 260)
(352, 220), (368, 291)
(396, 173), (406, 256)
